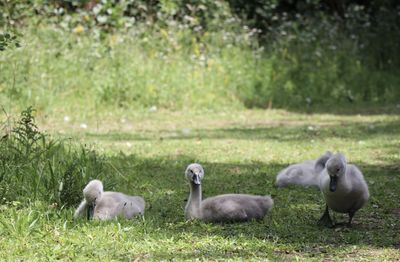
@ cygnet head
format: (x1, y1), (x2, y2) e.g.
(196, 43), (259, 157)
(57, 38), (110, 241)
(185, 163), (204, 185)
(83, 179), (103, 204)
(325, 153), (347, 192)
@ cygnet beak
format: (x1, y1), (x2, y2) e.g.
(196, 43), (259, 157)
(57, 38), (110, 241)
(87, 204), (95, 220)
(329, 176), (337, 192)
(192, 174), (201, 185)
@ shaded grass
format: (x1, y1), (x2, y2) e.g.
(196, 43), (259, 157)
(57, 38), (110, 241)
(0, 110), (399, 260)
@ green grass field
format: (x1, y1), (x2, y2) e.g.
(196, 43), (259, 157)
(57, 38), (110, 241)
(1, 3), (400, 260)
(0, 109), (399, 260)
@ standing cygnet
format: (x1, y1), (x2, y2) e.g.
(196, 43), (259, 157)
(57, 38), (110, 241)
(74, 179), (145, 220)
(184, 163), (273, 223)
(276, 151), (333, 188)
(318, 153), (369, 227)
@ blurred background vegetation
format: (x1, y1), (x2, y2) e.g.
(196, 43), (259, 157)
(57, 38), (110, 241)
(1, 0), (399, 114)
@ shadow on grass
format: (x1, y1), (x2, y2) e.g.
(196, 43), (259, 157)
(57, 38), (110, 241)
(5, 112), (397, 258)
(101, 152), (399, 252)
(280, 103), (400, 116)
(61, 114), (400, 256)
(85, 119), (400, 142)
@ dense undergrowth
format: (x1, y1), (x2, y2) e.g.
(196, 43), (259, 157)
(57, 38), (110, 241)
(0, 1), (399, 114)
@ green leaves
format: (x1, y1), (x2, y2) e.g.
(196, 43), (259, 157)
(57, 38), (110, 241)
(0, 32), (19, 51)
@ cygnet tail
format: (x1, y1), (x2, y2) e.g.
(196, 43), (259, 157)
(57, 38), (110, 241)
(276, 166), (305, 187)
(263, 195), (274, 210)
(275, 168), (290, 187)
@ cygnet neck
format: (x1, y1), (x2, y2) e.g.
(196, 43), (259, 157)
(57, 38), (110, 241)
(187, 182), (202, 218)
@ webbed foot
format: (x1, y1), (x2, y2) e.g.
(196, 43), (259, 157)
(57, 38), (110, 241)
(318, 205), (334, 228)
(348, 211), (355, 227)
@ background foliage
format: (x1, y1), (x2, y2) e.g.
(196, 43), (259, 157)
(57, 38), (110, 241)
(1, 0), (399, 111)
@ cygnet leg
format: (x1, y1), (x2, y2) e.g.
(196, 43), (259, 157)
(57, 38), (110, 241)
(318, 205), (334, 228)
(347, 211), (355, 227)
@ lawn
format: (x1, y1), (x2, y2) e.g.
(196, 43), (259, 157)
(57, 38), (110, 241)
(0, 109), (399, 260)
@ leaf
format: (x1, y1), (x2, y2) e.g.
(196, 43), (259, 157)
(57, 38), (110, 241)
(28, 218), (38, 233)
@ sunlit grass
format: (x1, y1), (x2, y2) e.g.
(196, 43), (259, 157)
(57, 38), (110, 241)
(0, 26), (261, 116)
(2, 24), (399, 118)
(0, 110), (399, 260)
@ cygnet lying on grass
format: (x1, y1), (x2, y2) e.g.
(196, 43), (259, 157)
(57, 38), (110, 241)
(185, 163), (273, 223)
(318, 153), (369, 227)
(275, 151), (333, 188)
(74, 179), (145, 220)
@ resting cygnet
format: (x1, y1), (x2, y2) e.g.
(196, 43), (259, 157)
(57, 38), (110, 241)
(184, 163), (273, 223)
(318, 153), (369, 227)
(74, 179), (145, 220)
(275, 151), (333, 188)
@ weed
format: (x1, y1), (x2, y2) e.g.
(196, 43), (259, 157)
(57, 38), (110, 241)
(0, 107), (114, 207)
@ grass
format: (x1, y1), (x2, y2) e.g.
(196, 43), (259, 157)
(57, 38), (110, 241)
(0, 109), (399, 260)
(0, 25), (258, 115)
(1, 24), (400, 117)
(1, 6), (399, 260)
